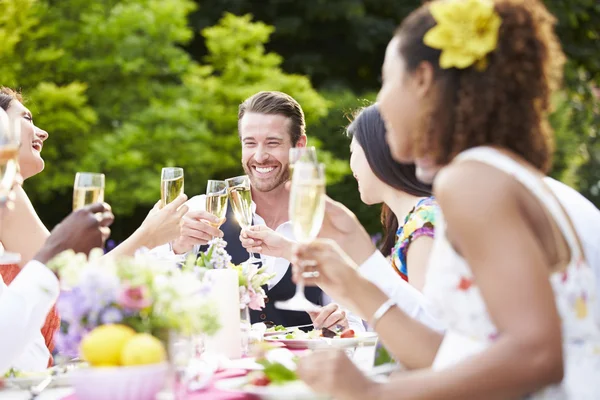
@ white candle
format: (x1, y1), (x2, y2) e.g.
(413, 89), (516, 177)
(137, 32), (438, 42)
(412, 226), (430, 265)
(203, 269), (241, 359)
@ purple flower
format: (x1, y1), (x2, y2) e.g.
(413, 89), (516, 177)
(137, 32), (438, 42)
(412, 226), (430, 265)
(54, 321), (85, 359)
(57, 288), (89, 324)
(78, 269), (120, 318)
(100, 307), (124, 324)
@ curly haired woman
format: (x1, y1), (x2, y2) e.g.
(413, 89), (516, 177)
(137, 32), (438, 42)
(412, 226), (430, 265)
(292, 0), (600, 398)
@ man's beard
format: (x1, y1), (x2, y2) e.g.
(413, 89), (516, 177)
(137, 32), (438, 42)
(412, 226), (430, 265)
(242, 161), (290, 193)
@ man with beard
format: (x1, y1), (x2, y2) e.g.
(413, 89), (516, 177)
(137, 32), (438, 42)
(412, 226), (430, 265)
(170, 91), (363, 331)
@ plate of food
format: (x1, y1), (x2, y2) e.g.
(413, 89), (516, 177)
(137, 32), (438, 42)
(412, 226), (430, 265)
(2, 362), (85, 390)
(263, 324), (294, 337)
(264, 327), (378, 349)
(214, 348), (327, 400)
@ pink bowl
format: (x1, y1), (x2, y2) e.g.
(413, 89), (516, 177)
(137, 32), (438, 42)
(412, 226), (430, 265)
(70, 362), (169, 400)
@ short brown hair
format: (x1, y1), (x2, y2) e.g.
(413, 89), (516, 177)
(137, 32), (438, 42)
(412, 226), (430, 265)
(238, 91), (306, 145)
(395, 0), (564, 173)
(0, 87), (22, 111)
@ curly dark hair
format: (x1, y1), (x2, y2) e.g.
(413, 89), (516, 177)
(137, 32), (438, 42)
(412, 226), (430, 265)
(395, 0), (564, 173)
(0, 87), (22, 111)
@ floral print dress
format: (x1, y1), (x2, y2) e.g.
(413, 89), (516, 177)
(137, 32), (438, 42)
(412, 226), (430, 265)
(390, 197), (438, 281)
(423, 147), (600, 399)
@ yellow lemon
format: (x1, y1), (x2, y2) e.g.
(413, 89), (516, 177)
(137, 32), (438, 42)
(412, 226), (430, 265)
(120, 333), (166, 366)
(80, 324), (136, 367)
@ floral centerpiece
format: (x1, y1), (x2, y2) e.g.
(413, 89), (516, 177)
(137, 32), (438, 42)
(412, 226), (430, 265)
(48, 248), (220, 360)
(186, 238), (274, 311)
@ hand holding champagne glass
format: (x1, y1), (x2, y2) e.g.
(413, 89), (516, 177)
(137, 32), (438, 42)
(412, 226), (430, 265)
(73, 173), (105, 210)
(0, 107), (21, 263)
(205, 180), (228, 229)
(225, 175), (260, 265)
(288, 146), (317, 180)
(276, 162), (326, 312)
(161, 167), (184, 208)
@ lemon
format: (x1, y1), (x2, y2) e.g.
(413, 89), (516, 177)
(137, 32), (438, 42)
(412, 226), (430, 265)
(80, 324), (136, 367)
(120, 333), (166, 366)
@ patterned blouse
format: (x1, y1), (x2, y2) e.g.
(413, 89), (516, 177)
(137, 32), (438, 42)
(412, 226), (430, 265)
(390, 197), (438, 281)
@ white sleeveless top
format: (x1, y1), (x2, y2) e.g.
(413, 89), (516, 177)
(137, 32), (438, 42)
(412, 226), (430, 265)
(423, 147), (600, 399)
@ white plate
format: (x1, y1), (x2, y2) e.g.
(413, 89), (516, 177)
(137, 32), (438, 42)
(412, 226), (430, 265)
(214, 376), (328, 400)
(4, 374), (71, 390)
(264, 332), (378, 349)
(263, 329), (294, 337)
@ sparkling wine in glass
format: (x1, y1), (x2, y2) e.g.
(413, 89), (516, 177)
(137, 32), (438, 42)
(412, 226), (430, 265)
(73, 172), (105, 210)
(205, 180), (228, 230)
(224, 175), (260, 265)
(275, 162), (326, 312)
(0, 108), (21, 263)
(288, 146), (317, 181)
(161, 167), (184, 208)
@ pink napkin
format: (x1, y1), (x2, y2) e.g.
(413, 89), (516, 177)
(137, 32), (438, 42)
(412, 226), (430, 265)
(61, 369), (259, 400)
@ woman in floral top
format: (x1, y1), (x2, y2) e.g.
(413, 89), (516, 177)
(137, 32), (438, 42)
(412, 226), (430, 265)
(348, 104), (438, 290)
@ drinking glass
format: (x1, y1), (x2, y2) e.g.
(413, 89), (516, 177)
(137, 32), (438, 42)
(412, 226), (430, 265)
(161, 167), (184, 207)
(205, 180), (228, 231)
(0, 108), (21, 263)
(224, 175), (260, 265)
(73, 173), (105, 210)
(288, 146), (317, 180)
(275, 162), (326, 312)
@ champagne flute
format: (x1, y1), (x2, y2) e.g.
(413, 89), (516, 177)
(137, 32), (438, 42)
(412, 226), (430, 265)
(224, 175), (260, 265)
(205, 180), (228, 233)
(0, 107), (21, 263)
(161, 167), (184, 208)
(288, 146), (317, 180)
(275, 162), (326, 312)
(73, 173), (105, 210)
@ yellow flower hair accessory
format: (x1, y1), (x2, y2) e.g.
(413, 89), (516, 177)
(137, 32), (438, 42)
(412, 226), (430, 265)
(423, 0), (501, 71)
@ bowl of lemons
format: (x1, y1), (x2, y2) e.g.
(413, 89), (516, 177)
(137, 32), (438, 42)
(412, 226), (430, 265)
(70, 324), (169, 400)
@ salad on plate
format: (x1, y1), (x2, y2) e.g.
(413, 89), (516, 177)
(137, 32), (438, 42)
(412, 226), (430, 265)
(215, 348), (326, 400)
(265, 327), (377, 349)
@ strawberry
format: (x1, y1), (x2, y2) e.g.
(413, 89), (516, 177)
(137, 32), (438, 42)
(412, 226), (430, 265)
(251, 375), (271, 387)
(340, 329), (355, 338)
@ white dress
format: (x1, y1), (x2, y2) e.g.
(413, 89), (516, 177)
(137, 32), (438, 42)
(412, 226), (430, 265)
(423, 147), (600, 399)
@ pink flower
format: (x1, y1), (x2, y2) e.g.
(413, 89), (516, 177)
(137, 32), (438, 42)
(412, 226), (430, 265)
(118, 284), (152, 310)
(248, 289), (265, 311)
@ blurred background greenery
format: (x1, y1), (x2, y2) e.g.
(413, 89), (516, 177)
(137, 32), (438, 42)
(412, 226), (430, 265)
(1, 0), (598, 241)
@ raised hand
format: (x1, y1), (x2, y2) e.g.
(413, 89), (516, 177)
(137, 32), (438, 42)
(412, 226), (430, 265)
(317, 196), (376, 265)
(240, 225), (294, 259)
(34, 202), (114, 264)
(137, 194), (189, 248)
(171, 210), (223, 254)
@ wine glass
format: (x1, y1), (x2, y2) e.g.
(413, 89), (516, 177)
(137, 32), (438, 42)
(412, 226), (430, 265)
(161, 167), (184, 208)
(288, 146), (317, 180)
(205, 180), (228, 236)
(275, 162), (326, 312)
(0, 107), (22, 263)
(224, 175), (260, 265)
(73, 173), (105, 210)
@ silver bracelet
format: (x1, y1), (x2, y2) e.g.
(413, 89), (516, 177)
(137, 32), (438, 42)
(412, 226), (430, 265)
(370, 298), (397, 329)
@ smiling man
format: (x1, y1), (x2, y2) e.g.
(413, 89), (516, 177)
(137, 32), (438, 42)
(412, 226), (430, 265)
(170, 91), (363, 331)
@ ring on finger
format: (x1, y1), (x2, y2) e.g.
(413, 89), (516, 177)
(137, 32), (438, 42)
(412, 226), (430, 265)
(302, 271), (320, 279)
(299, 259), (318, 268)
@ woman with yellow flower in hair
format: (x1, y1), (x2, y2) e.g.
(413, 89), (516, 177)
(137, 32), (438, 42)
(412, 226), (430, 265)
(292, 0), (600, 398)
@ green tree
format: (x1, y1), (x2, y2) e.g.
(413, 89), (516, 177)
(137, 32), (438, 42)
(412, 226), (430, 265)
(0, 1), (335, 240)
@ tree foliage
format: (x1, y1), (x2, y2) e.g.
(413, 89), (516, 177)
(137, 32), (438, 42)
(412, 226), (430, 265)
(1, 0), (598, 242)
(0, 1), (334, 239)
